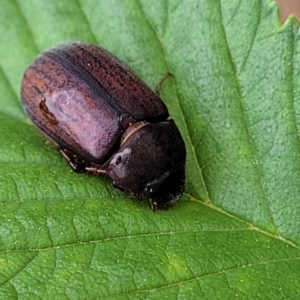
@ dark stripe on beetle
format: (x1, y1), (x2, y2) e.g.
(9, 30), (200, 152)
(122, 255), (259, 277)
(44, 49), (126, 116)
(37, 53), (122, 131)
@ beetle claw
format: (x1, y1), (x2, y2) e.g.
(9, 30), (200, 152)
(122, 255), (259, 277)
(60, 148), (87, 172)
(150, 200), (157, 212)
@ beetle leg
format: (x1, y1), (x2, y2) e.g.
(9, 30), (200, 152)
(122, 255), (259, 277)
(134, 193), (143, 201)
(59, 148), (88, 173)
(85, 166), (106, 175)
(156, 72), (173, 96)
(149, 199), (157, 212)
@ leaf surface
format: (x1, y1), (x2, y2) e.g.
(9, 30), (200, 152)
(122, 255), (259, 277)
(0, 0), (299, 299)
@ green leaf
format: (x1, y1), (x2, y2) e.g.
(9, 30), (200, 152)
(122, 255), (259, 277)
(0, 0), (300, 298)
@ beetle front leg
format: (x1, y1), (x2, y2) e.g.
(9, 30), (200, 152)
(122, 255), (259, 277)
(60, 148), (89, 173)
(59, 149), (106, 175)
(60, 149), (106, 175)
(85, 166), (106, 175)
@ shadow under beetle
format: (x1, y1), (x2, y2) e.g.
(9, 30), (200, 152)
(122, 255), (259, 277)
(21, 42), (186, 210)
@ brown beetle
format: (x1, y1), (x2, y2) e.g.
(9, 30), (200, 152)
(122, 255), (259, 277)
(21, 42), (186, 210)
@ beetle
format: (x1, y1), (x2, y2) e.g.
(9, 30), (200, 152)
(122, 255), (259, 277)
(21, 42), (186, 210)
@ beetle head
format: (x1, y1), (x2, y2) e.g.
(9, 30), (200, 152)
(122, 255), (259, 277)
(103, 120), (186, 209)
(144, 163), (185, 210)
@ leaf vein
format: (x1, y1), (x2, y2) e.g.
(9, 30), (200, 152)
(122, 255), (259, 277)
(136, 0), (210, 202)
(0, 252), (38, 287)
(219, 0), (278, 233)
(75, 0), (98, 43)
